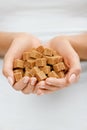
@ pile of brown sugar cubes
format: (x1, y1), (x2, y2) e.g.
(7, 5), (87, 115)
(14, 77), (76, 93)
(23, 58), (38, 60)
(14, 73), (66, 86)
(13, 46), (68, 82)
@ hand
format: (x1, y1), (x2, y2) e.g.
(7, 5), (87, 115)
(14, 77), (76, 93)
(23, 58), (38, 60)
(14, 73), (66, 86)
(34, 36), (81, 95)
(3, 33), (41, 94)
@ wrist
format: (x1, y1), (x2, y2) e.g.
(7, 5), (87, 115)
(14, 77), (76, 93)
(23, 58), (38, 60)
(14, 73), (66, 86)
(48, 35), (69, 49)
(68, 35), (87, 60)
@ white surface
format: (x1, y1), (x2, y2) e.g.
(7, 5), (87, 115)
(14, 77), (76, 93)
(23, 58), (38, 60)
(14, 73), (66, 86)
(0, 60), (87, 130)
(0, 0), (87, 129)
(0, 0), (87, 41)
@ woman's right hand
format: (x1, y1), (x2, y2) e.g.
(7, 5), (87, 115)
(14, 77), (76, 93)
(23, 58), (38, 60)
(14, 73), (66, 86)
(3, 33), (41, 94)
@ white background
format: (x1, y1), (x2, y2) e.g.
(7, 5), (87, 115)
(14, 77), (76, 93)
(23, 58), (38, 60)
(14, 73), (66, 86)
(0, 0), (87, 41)
(0, 0), (87, 130)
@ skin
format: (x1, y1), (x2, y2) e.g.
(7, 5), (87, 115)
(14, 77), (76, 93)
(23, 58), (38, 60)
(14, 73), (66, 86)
(36, 34), (87, 95)
(1, 32), (40, 94)
(0, 32), (87, 95)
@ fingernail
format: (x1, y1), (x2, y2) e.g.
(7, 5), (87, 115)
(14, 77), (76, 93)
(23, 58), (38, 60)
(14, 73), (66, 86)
(39, 93), (44, 96)
(8, 77), (14, 86)
(69, 74), (76, 84)
(37, 90), (42, 95)
(39, 86), (45, 88)
(31, 79), (36, 86)
(46, 78), (54, 85)
(46, 80), (52, 85)
(23, 77), (29, 84)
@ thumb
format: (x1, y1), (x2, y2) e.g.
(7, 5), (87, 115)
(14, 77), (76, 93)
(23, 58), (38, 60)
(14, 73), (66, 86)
(3, 55), (14, 86)
(2, 38), (24, 86)
(66, 57), (81, 84)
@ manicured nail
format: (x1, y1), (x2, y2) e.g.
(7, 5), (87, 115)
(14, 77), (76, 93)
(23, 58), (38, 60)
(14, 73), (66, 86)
(46, 79), (52, 85)
(23, 77), (29, 84)
(39, 86), (45, 88)
(31, 79), (36, 86)
(39, 93), (44, 96)
(69, 74), (76, 84)
(8, 77), (14, 86)
(37, 90), (42, 95)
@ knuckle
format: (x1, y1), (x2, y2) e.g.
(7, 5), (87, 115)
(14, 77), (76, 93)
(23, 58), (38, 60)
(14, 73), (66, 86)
(13, 84), (22, 91)
(2, 67), (8, 77)
(76, 66), (82, 74)
(13, 86), (20, 91)
(22, 89), (30, 94)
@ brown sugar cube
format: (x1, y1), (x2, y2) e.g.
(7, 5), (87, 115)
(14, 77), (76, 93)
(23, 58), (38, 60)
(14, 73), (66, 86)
(29, 68), (35, 77)
(24, 67), (31, 77)
(40, 66), (51, 74)
(31, 48), (36, 51)
(24, 71), (33, 77)
(25, 67), (31, 72)
(23, 52), (30, 61)
(32, 67), (41, 76)
(43, 48), (53, 56)
(29, 50), (42, 59)
(35, 71), (47, 81)
(48, 71), (59, 78)
(56, 56), (63, 63)
(13, 69), (24, 76)
(47, 56), (63, 65)
(53, 62), (66, 72)
(24, 60), (35, 69)
(33, 66), (40, 72)
(57, 71), (65, 78)
(25, 67), (40, 77)
(14, 72), (23, 82)
(64, 65), (69, 73)
(24, 69), (34, 77)
(13, 59), (24, 69)
(52, 50), (58, 56)
(35, 58), (47, 67)
(36, 46), (44, 53)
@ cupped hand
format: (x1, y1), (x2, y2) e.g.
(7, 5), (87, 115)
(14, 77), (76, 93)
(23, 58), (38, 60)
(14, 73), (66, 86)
(3, 33), (41, 94)
(35, 36), (81, 95)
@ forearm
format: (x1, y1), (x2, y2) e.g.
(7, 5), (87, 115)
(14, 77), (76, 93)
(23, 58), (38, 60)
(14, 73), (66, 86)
(68, 33), (87, 60)
(0, 32), (33, 57)
(0, 32), (20, 57)
(49, 33), (87, 60)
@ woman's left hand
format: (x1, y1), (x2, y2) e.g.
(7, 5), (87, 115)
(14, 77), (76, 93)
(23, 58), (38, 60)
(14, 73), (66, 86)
(34, 36), (81, 95)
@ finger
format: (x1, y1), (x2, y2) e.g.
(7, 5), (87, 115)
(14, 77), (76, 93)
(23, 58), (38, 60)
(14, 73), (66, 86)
(36, 80), (66, 91)
(33, 81), (45, 94)
(22, 77), (37, 94)
(36, 88), (58, 95)
(66, 55), (81, 84)
(2, 39), (23, 85)
(3, 55), (14, 86)
(39, 84), (65, 91)
(45, 77), (68, 87)
(52, 39), (81, 84)
(60, 41), (81, 83)
(2, 37), (32, 86)
(13, 76), (30, 91)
